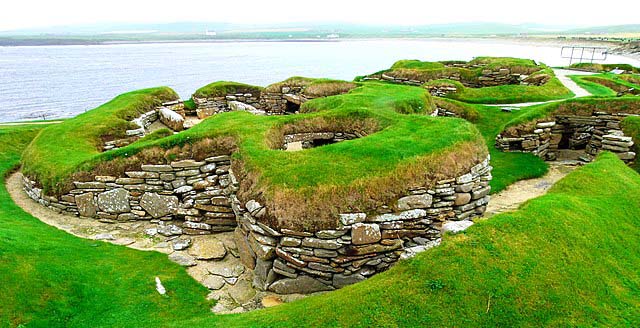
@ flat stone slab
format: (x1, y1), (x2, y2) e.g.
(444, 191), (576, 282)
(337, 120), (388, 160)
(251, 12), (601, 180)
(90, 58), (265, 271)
(443, 220), (474, 233)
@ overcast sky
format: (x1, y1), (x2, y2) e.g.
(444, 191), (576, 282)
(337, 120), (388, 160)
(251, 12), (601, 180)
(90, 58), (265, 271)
(1, 0), (638, 31)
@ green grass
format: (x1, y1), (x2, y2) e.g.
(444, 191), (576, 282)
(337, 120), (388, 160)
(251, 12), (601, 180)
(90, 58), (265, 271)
(437, 74), (574, 104)
(570, 73), (640, 96)
(390, 59), (446, 70)
(0, 125), (212, 327)
(196, 152), (639, 327)
(502, 97), (640, 130)
(21, 87), (177, 194)
(22, 82), (488, 229)
(4, 124), (640, 327)
(192, 81), (263, 98)
(569, 62), (640, 74)
(367, 57), (573, 104)
(569, 75), (617, 96)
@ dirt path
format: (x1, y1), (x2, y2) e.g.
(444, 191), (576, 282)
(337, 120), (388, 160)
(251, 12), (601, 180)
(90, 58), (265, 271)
(552, 68), (595, 98)
(485, 163), (577, 217)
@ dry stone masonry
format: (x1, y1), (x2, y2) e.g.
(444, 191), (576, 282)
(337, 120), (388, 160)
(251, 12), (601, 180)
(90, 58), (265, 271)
(496, 112), (637, 163)
(282, 132), (362, 151)
(24, 156), (239, 234)
(23, 152), (492, 294)
(364, 61), (550, 96)
(234, 156), (492, 293)
(194, 93), (262, 119)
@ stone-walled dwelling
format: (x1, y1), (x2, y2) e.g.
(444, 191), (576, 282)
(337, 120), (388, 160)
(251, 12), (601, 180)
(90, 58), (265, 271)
(496, 111), (637, 163)
(24, 152), (492, 293)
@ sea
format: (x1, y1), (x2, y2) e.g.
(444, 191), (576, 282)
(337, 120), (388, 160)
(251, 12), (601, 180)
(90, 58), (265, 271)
(1, 38), (639, 122)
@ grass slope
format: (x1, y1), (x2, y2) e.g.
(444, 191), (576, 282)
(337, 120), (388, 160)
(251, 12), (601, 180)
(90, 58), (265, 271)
(2, 123), (639, 327)
(433, 97), (548, 193)
(0, 124), (212, 327)
(187, 152), (640, 327)
(21, 87), (177, 194)
(570, 73), (640, 96)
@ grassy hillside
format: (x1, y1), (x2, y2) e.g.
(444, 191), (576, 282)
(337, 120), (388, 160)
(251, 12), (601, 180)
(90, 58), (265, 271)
(0, 125), (212, 327)
(5, 124), (638, 326)
(21, 82), (490, 229)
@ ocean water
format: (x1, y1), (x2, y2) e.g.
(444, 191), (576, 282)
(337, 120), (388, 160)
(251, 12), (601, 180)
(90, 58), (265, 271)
(0, 39), (638, 122)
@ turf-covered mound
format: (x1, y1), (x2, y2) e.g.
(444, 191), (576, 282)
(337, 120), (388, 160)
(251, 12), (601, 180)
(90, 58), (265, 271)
(21, 87), (178, 192)
(571, 73), (640, 97)
(569, 62), (640, 74)
(197, 152), (639, 327)
(361, 57), (573, 104)
(21, 81), (487, 230)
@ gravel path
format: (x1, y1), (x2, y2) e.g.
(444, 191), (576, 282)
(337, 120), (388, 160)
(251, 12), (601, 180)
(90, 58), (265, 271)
(485, 163), (577, 217)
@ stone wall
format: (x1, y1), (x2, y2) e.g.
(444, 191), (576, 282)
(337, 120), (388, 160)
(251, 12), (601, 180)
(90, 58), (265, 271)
(496, 112), (637, 163)
(102, 101), (187, 152)
(23, 156), (239, 234)
(193, 93), (261, 119)
(24, 152), (492, 294)
(282, 132), (361, 151)
(234, 156), (492, 293)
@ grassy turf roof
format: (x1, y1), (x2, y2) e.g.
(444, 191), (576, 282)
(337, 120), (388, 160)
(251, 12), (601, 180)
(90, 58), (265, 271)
(192, 81), (264, 98)
(21, 87), (177, 191)
(363, 57), (573, 104)
(21, 81), (487, 230)
(570, 73), (640, 97)
(502, 96), (640, 131)
(569, 62), (640, 74)
(6, 126), (640, 326)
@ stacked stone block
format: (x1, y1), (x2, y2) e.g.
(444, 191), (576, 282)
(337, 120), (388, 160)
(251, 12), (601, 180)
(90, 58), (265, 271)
(23, 156), (238, 233)
(234, 156), (492, 293)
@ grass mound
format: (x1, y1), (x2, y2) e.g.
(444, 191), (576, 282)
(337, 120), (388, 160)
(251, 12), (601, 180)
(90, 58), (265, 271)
(21, 82), (487, 230)
(21, 87), (177, 193)
(3, 124), (640, 327)
(264, 76), (357, 98)
(197, 152), (640, 326)
(0, 125), (212, 327)
(364, 57), (573, 104)
(502, 97), (640, 132)
(569, 62), (640, 74)
(193, 81), (263, 98)
(570, 73), (640, 96)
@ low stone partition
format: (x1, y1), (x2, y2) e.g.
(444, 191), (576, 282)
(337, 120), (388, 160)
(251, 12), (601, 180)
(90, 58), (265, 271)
(102, 101), (189, 152)
(426, 84), (458, 97)
(158, 106), (185, 132)
(194, 93), (261, 119)
(259, 85), (309, 115)
(234, 156), (492, 293)
(496, 112), (637, 162)
(23, 156), (239, 234)
(282, 132), (360, 151)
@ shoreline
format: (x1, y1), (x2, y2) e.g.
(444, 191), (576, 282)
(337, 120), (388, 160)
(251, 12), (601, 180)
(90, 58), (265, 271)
(2, 36), (637, 60)
(0, 35), (630, 47)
